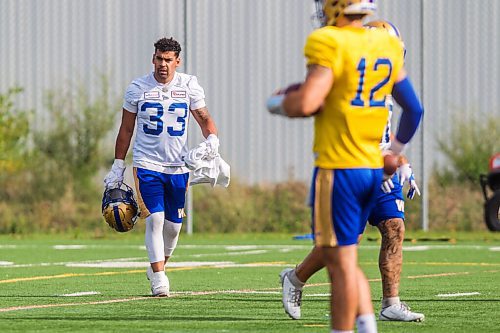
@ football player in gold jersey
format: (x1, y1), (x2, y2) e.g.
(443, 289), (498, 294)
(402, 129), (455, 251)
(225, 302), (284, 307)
(267, 1), (424, 332)
(276, 20), (425, 324)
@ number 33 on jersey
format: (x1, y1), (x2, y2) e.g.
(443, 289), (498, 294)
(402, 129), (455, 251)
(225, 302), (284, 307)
(123, 72), (206, 168)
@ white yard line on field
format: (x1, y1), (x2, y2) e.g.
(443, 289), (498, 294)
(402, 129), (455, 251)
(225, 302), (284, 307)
(403, 246), (430, 251)
(0, 257), (146, 269)
(0, 268), (498, 313)
(0, 297), (151, 312)
(58, 291), (102, 297)
(2, 243), (500, 251)
(67, 261), (233, 268)
(53, 245), (88, 250)
(0, 262), (287, 284)
(436, 292), (481, 297)
(190, 250), (268, 257)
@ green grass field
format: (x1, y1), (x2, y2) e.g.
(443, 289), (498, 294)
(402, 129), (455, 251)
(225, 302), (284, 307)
(1, 232), (499, 332)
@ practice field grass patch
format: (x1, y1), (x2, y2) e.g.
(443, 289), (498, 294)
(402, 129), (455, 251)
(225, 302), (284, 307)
(0, 233), (499, 332)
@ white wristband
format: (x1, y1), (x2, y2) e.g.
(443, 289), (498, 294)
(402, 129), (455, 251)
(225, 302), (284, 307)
(113, 159), (125, 169)
(266, 95), (287, 116)
(389, 139), (406, 155)
(207, 133), (218, 142)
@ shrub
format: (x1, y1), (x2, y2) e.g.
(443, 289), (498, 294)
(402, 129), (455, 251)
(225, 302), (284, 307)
(0, 88), (32, 201)
(436, 115), (500, 184)
(0, 78), (120, 234)
(404, 179), (486, 232)
(192, 178), (311, 233)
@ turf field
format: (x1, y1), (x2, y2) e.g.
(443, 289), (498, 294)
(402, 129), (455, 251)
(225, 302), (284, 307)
(0, 232), (499, 332)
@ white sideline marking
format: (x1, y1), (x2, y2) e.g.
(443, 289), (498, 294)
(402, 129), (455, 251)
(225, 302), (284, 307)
(191, 250), (268, 257)
(53, 245), (88, 250)
(0, 261), (13, 266)
(0, 297), (150, 312)
(67, 261), (233, 268)
(58, 291), (101, 297)
(403, 246), (429, 251)
(225, 245), (259, 250)
(3, 243), (499, 251)
(178, 245), (311, 250)
(213, 262), (285, 268)
(0, 257), (146, 269)
(436, 292), (480, 297)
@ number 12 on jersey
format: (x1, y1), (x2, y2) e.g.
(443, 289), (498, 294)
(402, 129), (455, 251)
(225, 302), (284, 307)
(351, 57), (392, 108)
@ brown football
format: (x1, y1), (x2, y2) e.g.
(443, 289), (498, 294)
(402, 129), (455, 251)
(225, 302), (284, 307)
(282, 82), (302, 94)
(383, 154), (399, 176)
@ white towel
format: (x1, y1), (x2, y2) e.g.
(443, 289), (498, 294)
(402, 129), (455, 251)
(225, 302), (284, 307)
(184, 141), (230, 187)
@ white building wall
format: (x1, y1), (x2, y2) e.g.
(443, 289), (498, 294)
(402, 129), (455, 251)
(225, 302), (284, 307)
(1, 1), (499, 211)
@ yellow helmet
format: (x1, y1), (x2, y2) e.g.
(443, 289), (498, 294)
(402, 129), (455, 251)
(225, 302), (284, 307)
(365, 20), (403, 41)
(365, 20), (406, 57)
(102, 183), (139, 232)
(313, 0), (377, 27)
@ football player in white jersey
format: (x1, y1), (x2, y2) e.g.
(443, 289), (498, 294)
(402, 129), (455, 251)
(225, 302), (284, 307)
(104, 37), (219, 297)
(279, 20), (425, 323)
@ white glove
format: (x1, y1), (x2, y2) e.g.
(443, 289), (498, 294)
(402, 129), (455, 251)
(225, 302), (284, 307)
(398, 163), (421, 199)
(104, 159), (126, 188)
(398, 163), (412, 185)
(381, 176), (394, 194)
(407, 174), (421, 200)
(205, 134), (219, 156)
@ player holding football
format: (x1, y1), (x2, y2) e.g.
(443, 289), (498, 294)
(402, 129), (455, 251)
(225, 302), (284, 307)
(104, 37), (219, 297)
(278, 20), (425, 323)
(267, 0), (424, 332)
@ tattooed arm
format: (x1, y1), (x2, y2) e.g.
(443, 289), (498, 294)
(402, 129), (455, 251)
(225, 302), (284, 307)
(191, 106), (218, 138)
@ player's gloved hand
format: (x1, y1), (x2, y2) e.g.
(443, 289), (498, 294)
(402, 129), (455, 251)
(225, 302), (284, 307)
(406, 174), (421, 200)
(381, 176), (394, 194)
(104, 159), (126, 188)
(398, 163), (413, 185)
(204, 134), (219, 156)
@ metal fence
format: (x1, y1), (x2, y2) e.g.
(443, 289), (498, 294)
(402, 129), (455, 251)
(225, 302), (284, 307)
(1, 0), (499, 229)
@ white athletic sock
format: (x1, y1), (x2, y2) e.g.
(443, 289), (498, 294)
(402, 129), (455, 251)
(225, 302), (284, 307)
(356, 313), (377, 333)
(163, 219), (182, 257)
(289, 270), (305, 288)
(145, 212), (165, 263)
(382, 296), (400, 309)
(331, 330), (353, 333)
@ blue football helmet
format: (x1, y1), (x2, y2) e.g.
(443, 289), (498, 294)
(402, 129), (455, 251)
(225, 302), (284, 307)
(102, 183), (139, 232)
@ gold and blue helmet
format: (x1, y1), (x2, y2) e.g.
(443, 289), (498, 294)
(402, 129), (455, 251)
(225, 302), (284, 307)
(365, 20), (406, 57)
(313, 0), (377, 27)
(102, 183), (139, 232)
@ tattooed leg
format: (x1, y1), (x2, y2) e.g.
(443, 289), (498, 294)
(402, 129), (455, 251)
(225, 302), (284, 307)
(377, 218), (405, 298)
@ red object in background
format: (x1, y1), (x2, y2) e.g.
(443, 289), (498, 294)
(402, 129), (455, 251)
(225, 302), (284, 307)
(489, 153), (500, 171)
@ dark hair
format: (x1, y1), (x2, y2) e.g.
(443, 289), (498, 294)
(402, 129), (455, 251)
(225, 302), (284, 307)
(344, 14), (367, 21)
(154, 37), (182, 57)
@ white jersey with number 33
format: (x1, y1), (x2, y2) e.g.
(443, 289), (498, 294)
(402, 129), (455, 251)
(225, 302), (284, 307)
(123, 72), (206, 172)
